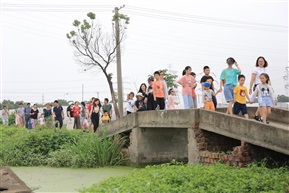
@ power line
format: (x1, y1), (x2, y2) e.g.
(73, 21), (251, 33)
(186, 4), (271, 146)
(125, 11), (287, 33)
(126, 5), (287, 29)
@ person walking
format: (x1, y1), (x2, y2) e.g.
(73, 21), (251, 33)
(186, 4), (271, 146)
(177, 66), (196, 109)
(203, 82), (217, 111)
(191, 72), (198, 109)
(102, 98), (112, 118)
(1, 106), (9, 125)
(126, 92), (135, 115)
(218, 57), (241, 115)
(249, 56), (270, 121)
(152, 71), (166, 110)
(73, 101), (81, 129)
(80, 102), (87, 128)
(167, 89), (178, 110)
(147, 77), (156, 110)
(53, 100), (64, 128)
(200, 66), (217, 108)
(24, 103), (32, 129)
(89, 98), (101, 132)
(233, 75), (251, 119)
(16, 103), (25, 127)
(250, 73), (276, 124)
(30, 104), (39, 129)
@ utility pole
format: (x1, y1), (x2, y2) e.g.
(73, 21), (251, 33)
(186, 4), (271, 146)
(82, 84), (84, 102)
(114, 6), (124, 117)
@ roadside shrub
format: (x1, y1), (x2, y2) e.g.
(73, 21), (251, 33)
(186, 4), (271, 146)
(81, 163), (289, 193)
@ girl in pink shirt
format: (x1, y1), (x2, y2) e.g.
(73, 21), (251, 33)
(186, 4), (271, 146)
(167, 89), (178, 110)
(177, 66), (196, 109)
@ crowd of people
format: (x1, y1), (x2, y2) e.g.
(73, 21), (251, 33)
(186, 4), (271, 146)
(1, 56), (276, 130)
(124, 56), (276, 124)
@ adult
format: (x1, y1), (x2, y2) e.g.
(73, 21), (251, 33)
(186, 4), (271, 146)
(53, 100), (64, 128)
(200, 66), (217, 108)
(80, 102), (87, 127)
(152, 71), (166, 110)
(89, 98), (101, 132)
(102, 98), (112, 118)
(30, 104), (39, 129)
(87, 97), (95, 130)
(1, 106), (9, 125)
(249, 56), (270, 121)
(16, 103), (25, 127)
(218, 57), (241, 115)
(43, 104), (52, 118)
(24, 103), (32, 129)
(177, 66), (196, 109)
(138, 83), (147, 97)
(147, 77), (156, 110)
(73, 101), (81, 129)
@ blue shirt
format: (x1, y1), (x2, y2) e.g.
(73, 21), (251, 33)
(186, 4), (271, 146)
(24, 107), (32, 115)
(220, 68), (241, 86)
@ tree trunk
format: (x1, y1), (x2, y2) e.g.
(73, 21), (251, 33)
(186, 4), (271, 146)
(104, 71), (120, 119)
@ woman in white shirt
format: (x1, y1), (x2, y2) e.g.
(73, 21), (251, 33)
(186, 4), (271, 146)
(249, 56), (270, 121)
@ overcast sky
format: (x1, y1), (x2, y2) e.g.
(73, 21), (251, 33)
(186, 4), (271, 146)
(1, 0), (288, 105)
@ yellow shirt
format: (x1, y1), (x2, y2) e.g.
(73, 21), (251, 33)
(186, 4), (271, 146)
(234, 85), (248, 104)
(101, 115), (110, 123)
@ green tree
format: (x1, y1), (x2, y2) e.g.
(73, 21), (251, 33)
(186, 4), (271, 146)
(148, 69), (178, 89)
(277, 95), (289, 102)
(66, 12), (129, 119)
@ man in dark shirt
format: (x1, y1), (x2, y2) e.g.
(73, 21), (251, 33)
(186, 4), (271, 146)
(200, 66), (217, 108)
(24, 103), (32, 129)
(53, 100), (64, 128)
(102, 98), (112, 118)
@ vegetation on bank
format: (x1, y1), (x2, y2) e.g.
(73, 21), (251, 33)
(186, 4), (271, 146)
(81, 162), (289, 193)
(0, 125), (126, 167)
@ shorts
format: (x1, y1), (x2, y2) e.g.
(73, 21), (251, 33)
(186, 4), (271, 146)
(204, 101), (215, 111)
(259, 96), (273, 107)
(224, 84), (235, 102)
(20, 116), (25, 123)
(233, 102), (248, 115)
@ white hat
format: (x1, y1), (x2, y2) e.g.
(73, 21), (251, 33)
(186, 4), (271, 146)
(136, 92), (143, 97)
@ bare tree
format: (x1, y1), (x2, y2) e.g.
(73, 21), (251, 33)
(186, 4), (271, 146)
(66, 12), (129, 119)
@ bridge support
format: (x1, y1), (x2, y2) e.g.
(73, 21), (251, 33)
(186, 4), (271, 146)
(129, 127), (188, 165)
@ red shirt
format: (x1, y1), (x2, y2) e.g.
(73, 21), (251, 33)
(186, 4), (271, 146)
(73, 106), (80, 117)
(88, 103), (93, 113)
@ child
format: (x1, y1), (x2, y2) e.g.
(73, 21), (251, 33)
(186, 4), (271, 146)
(138, 97), (148, 111)
(200, 66), (217, 108)
(177, 66), (196, 109)
(126, 92), (135, 115)
(134, 92), (144, 111)
(251, 73), (276, 124)
(152, 71), (166, 110)
(39, 115), (45, 127)
(202, 82), (217, 111)
(233, 75), (251, 118)
(101, 110), (110, 124)
(190, 72), (198, 108)
(1, 106), (9, 125)
(167, 88), (178, 110)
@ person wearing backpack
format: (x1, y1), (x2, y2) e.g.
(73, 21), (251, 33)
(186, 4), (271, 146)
(218, 57), (241, 115)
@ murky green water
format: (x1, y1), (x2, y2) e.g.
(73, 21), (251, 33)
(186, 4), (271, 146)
(12, 166), (134, 193)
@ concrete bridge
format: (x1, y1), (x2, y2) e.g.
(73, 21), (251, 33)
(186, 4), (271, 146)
(101, 107), (289, 166)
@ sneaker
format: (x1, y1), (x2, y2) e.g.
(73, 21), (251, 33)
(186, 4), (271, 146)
(253, 114), (259, 121)
(259, 118), (269, 124)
